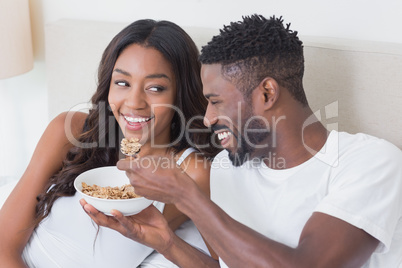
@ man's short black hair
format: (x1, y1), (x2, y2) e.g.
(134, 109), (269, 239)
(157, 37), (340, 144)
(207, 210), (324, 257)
(200, 14), (307, 105)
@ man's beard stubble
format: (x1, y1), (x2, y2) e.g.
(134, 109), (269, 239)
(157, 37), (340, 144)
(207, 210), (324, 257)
(228, 116), (269, 167)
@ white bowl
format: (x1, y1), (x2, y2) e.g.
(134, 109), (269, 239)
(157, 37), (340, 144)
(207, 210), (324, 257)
(74, 166), (153, 216)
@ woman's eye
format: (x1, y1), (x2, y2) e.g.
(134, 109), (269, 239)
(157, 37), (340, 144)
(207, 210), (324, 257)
(147, 86), (165, 92)
(115, 81), (128, 87)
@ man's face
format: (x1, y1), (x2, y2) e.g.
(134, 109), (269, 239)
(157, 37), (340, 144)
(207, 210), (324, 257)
(201, 64), (268, 166)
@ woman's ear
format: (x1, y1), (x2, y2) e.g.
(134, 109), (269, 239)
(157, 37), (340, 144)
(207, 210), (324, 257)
(258, 78), (279, 111)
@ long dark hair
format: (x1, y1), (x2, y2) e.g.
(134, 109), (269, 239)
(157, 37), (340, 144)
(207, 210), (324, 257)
(34, 19), (219, 225)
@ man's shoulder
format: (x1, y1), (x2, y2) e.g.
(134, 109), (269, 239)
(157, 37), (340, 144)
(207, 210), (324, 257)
(331, 131), (402, 174)
(337, 131), (401, 158)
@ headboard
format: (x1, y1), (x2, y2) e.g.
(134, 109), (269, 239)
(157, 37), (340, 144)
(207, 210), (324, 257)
(45, 19), (402, 149)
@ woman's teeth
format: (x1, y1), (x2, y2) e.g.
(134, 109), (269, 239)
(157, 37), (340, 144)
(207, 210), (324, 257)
(218, 131), (232, 140)
(124, 115), (152, 123)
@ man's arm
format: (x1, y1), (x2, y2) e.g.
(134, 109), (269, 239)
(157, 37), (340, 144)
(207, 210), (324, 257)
(176, 185), (378, 267)
(116, 156), (379, 268)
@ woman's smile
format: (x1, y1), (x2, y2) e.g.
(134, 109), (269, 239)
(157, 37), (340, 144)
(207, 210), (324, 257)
(122, 114), (154, 131)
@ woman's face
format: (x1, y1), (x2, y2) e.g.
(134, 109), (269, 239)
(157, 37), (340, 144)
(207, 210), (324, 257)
(108, 44), (176, 152)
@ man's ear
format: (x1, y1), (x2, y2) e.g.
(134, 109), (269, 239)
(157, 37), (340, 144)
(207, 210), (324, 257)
(255, 78), (279, 111)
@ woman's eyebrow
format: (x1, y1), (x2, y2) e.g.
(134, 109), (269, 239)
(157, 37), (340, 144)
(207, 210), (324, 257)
(113, 68), (171, 81)
(145, 73), (171, 81)
(113, 68), (131, 77)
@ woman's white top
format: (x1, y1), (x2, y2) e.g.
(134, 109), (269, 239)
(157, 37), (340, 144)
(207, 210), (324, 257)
(22, 147), (207, 267)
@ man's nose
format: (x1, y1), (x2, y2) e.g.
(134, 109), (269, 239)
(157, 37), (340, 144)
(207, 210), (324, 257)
(203, 104), (218, 127)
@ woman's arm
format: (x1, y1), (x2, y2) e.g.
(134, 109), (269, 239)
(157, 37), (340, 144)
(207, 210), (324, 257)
(80, 200), (219, 268)
(162, 151), (219, 260)
(80, 152), (220, 267)
(0, 112), (87, 267)
(163, 151), (211, 230)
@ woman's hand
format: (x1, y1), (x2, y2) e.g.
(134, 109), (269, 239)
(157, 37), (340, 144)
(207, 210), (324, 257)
(79, 199), (174, 254)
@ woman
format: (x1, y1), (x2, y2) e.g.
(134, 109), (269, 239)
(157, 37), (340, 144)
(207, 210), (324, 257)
(0, 19), (219, 267)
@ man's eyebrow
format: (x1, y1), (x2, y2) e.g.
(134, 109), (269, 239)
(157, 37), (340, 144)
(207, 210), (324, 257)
(204, 93), (220, 99)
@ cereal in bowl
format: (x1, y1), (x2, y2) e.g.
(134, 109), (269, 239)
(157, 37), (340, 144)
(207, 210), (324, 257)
(81, 182), (141, 199)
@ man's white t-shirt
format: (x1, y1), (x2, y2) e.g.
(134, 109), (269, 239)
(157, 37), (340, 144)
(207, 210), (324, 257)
(210, 131), (402, 267)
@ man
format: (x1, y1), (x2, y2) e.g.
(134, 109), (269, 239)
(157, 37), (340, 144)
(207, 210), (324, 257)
(82, 15), (402, 267)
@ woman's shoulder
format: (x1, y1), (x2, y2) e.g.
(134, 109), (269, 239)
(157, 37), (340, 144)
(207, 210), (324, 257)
(50, 111), (88, 138)
(176, 147), (210, 166)
(39, 111), (88, 157)
(17, 112), (88, 194)
(176, 148), (211, 185)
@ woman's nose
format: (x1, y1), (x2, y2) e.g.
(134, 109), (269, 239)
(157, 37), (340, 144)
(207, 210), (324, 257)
(124, 87), (146, 109)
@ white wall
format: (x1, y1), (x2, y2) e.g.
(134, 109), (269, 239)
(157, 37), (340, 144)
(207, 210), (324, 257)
(1, 0), (401, 180)
(0, 62), (47, 181)
(29, 0), (402, 61)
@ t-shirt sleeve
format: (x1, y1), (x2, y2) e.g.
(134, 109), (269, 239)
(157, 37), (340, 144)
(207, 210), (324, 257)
(315, 139), (402, 253)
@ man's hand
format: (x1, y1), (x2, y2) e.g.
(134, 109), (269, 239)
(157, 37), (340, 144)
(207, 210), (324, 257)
(79, 199), (173, 254)
(116, 155), (199, 206)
